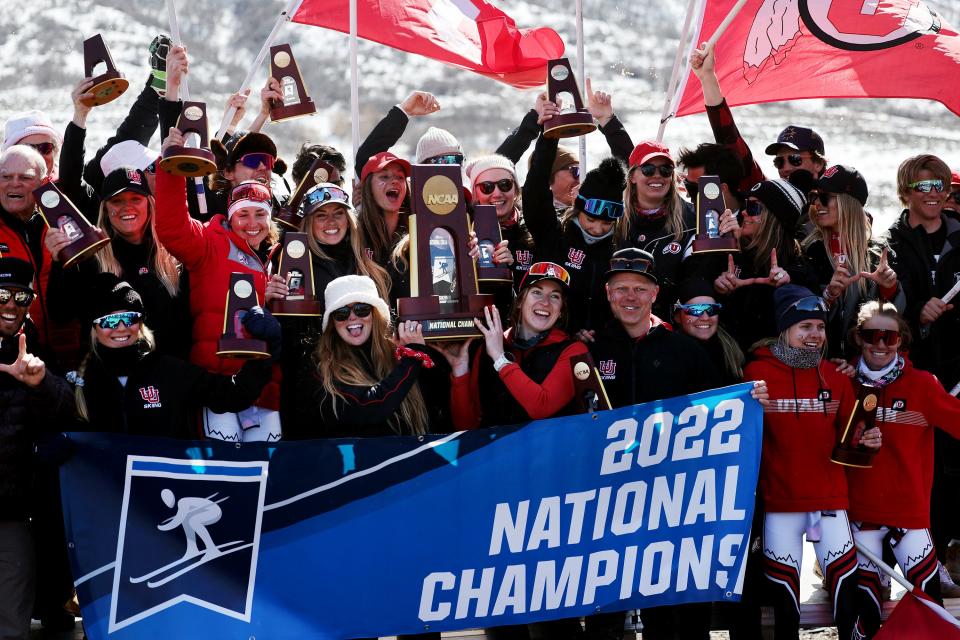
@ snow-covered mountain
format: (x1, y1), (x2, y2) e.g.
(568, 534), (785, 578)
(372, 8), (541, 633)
(2, 0), (959, 230)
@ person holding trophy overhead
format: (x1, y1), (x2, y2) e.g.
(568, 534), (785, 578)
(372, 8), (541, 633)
(154, 128), (282, 443)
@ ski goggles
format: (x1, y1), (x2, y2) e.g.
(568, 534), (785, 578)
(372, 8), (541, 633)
(476, 178), (515, 195)
(24, 141), (56, 156)
(857, 328), (901, 346)
(236, 152), (275, 171)
(93, 311), (143, 330)
(773, 153), (805, 170)
(577, 195), (624, 220)
(779, 295), (828, 323)
(519, 262), (571, 290)
(675, 302), (722, 317)
(303, 184), (350, 213)
(638, 163), (674, 178)
(330, 303), (373, 322)
(908, 179), (945, 194)
(423, 153), (464, 166)
(0, 288), (34, 307)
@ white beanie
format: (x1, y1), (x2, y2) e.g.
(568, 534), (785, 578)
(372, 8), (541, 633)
(464, 154), (518, 191)
(415, 127), (462, 163)
(101, 140), (160, 175)
(322, 275), (391, 332)
(2, 110), (62, 151)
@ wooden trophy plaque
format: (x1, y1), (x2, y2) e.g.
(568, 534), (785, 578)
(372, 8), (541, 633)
(81, 34), (129, 107)
(159, 101), (218, 177)
(217, 273), (270, 359)
(571, 353), (612, 414)
(831, 387), (880, 468)
(396, 164), (494, 340)
(33, 183), (109, 268)
(275, 159), (341, 230)
(269, 44), (317, 123)
(543, 58), (597, 140)
(472, 204), (512, 285)
(692, 175), (739, 254)
(269, 232), (321, 317)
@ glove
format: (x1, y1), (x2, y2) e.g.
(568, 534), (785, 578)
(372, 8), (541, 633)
(148, 34), (172, 96)
(241, 306), (281, 360)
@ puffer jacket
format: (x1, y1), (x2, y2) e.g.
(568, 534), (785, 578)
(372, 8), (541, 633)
(154, 169), (280, 410)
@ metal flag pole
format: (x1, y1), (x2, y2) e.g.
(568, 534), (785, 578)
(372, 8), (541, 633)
(706, 0), (749, 48)
(214, 0), (305, 140)
(656, 0), (699, 143)
(575, 0), (587, 170)
(350, 0), (360, 181)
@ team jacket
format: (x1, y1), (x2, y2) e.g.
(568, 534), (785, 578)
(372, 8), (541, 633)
(846, 358), (960, 529)
(450, 327), (588, 429)
(154, 169), (281, 410)
(0, 207), (52, 344)
(744, 347), (856, 513)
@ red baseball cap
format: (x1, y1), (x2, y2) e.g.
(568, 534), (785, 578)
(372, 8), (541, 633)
(629, 141), (672, 168)
(951, 170), (960, 188)
(360, 151), (412, 182)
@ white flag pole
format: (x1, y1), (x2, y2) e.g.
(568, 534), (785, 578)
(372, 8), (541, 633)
(656, 0), (699, 143)
(706, 0), (749, 48)
(855, 542), (915, 593)
(350, 0), (360, 180)
(575, 0), (587, 170)
(214, 0), (304, 140)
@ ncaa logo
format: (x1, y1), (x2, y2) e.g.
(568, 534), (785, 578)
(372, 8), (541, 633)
(799, 0), (942, 51)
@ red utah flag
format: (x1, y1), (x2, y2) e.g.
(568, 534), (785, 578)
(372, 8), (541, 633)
(875, 588), (960, 639)
(677, 0), (960, 117)
(292, 0), (564, 89)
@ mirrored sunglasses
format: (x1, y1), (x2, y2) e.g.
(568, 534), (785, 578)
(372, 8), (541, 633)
(565, 165), (581, 181)
(229, 182), (272, 204)
(331, 303), (373, 323)
(93, 311), (143, 330)
(577, 195), (624, 220)
(773, 153), (804, 170)
(780, 296), (827, 323)
(237, 152), (275, 171)
(609, 257), (653, 273)
(145, 161), (157, 175)
(639, 163), (674, 178)
(424, 153), (463, 165)
(857, 328), (901, 346)
(25, 141), (56, 156)
(908, 179), (945, 194)
(675, 302), (722, 317)
(477, 178), (515, 195)
(303, 185), (349, 211)
(0, 288), (34, 307)
(525, 262), (571, 287)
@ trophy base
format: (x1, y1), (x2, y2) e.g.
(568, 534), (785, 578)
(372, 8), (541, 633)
(830, 445), (876, 468)
(271, 100), (318, 123)
(60, 230), (111, 268)
(274, 208), (303, 231)
(397, 293), (494, 341)
(543, 112), (598, 139)
(216, 337), (271, 360)
(160, 147), (218, 178)
(82, 72), (129, 107)
(692, 235), (740, 254)
(268, 297), (321, 317)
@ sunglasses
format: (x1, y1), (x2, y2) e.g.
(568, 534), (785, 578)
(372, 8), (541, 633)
(857, 328), (901, 346)
(331, 303), (373, 323)
(303, 185), (349, 211)
(676, 302), (722, 317)
(745, 200), (764, 217)
(565, 165), (581, 181)
(237, 152), (275, 171)
(93, 311), (143, 330)
(577, 195), (624, 220)
(476, 178), (515, 195)
(523, 261), (571, 287)
(609, 257), (654, 273)
(25, 141), (56, 156)
(908, 179), (945, 194)
(0, 288), (34, 307)
(779, 295), (827, 323)
(773, 154), (805, 170)
(424, 153), (464, 166)
(638, 163), (674, 178)
(807, 191), (833, 207)
(145, 161), (157, 176)
(229, 182), (272, 204)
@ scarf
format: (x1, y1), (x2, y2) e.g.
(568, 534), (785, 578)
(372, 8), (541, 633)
(855, 355), (904, 389)
(572, 217), (614, 245)
(771, 341), (822, 369)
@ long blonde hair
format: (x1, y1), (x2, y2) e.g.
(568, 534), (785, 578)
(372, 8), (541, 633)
(96, 196), (180, 297)
(302, 205), (391, 298)
(802, 193), (871, 295)
(745, 202), (800, 274)
(615, 165), (686, 247)
(74, 325), (155, 421)
(312, 308), (428, 435)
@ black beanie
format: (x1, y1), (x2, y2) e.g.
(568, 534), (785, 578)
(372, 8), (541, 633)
(89, 273), (145, 323)
(748, 178), (806, 230)
(576, 157), (626, 218)
(774, 284), (825, 333)
(676, 278), (716, 304)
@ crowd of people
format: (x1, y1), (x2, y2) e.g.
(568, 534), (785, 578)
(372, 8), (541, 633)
(1, 33), (959, 640)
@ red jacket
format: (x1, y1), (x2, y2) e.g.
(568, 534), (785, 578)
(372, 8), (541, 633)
(154, 170), (280, 410)
(744, 346), (855, 513)
(847, 358), (960, 529)
(0, 209), (51, 343)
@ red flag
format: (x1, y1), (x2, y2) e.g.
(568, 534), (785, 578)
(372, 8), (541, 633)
(292, 0), (564, 88)
(875, 588), (960, 639)
(676, 0), (960, 117)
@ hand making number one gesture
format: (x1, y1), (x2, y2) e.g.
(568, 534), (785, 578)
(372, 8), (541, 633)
(0, 334), (46, 388)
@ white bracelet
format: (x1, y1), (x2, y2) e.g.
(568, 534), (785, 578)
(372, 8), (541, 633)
(493, 354), (512, 372)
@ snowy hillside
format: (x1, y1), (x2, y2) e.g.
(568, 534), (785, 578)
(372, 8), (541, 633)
(2, 0), (959, 229)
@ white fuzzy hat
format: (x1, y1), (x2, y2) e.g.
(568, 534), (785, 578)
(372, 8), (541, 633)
(415, 127), (462, 163)
(2, 110), (62, 151)
(101, 140), (159, 175)
(322, 275), (391, 332)
(464, 154), (518, 191)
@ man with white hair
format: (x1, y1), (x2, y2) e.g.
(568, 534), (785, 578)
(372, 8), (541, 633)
(1, 111), (61, 180)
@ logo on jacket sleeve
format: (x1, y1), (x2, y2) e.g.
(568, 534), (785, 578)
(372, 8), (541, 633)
(139, 386), (162, 409)
(598, 359), (617, 379)
(566, 248), (586, 269)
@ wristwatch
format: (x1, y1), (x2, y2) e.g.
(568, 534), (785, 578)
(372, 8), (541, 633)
(493, 353), (513, 372)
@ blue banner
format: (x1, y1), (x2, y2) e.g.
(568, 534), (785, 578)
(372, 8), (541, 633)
(61, 383), (762, 639)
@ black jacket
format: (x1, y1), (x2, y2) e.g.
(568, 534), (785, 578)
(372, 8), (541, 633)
(588, 319), (722, 408)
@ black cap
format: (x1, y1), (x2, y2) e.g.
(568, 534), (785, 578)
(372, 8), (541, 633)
(605, 248), (657, 284)
(765, 126), (825, 156)
(0, 257), (34, 290)
(676, 278), (715, 303)
(576, 157), (626, 220)
(816, 165), (868, 206)
(212, 131), (287, 176)
(89, 273), (144, 323)
(101, 167), (151, 200)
